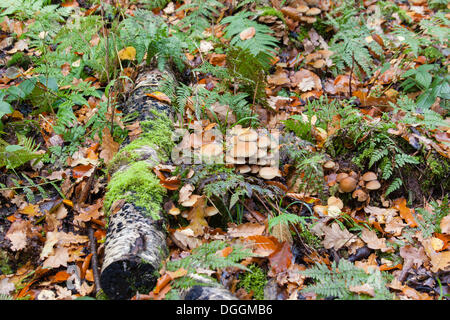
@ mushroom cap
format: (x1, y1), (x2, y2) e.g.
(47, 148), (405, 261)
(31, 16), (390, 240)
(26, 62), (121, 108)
(352, 189), (368, 202)
(306, 7), (321, 16)
(323, 160), (335, 169)
(234, 157), (246, 164)
(238, 165), (251, 174)
(251, 165), (260, 174)
(336, 172), (349, 182)
(238, 129), (258, 142)
(297, 5), (309, 13)
(362, 171), (378, 182)
(327, 196), (343, 210)
(366, 180), (381, 190)
(257, 148), (267, 158)
(258, 136), (270, 148)
(339, 177), (358, 192)
(181, 194), (202, 207)
(259, 166), (281, 180)
(201, 143), (223, 157)
(205, 206), (219, 217)
(230, 141), (258, 157)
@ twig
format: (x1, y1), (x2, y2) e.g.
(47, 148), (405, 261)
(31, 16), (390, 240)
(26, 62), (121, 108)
(88, 223), (102, 293)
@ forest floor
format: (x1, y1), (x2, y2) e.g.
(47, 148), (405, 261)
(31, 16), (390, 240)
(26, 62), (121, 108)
(0, 0), (449, 300)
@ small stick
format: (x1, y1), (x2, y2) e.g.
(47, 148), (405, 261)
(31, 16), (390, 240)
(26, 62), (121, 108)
(88, 223), (102, 294)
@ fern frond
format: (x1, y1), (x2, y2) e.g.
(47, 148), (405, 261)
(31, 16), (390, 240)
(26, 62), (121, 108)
(384, 177), (402, 197)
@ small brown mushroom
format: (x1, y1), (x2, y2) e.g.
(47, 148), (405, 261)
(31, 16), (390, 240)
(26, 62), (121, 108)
(366, 180), (381, 190)
(297, 5), (309, 13)
(323, 160), (335, 169)
(238, 129), (258, 142)
(230, 141), (258, 158)
(257, 136), (270, 148)
(339, 177), (357, 193)
(205, 206), (219, 217)
(306, 7), (321, 16)
(259, 167), (281, 180)
(251, 165), (260, 174)
(238, 165), (251, 174)
(336, 172), (349, 182)
(201, 143), (222, 158)
(352, 189), (368, 202)
(362, 171), (377, 182)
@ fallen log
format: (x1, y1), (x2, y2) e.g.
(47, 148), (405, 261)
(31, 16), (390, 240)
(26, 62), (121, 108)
(100, 68), (175, 300)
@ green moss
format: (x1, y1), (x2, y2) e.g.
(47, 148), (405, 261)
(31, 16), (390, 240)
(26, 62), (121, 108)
(104, 161), (166, 220)
(237, 264), (267, 300)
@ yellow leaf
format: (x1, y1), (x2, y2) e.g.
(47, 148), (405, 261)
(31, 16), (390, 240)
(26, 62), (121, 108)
(118, 46), (136, 61)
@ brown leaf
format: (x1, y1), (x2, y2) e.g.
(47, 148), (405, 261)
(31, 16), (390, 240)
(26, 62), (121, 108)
(6, 220), (31, 251)
(393, 198), (417, 228)
(43, 246), (70, 269)
(360, 229), (393, 252)
(322, 222), (356, 250)
(227, 222), (265, 238)
(349, 283), (375, 297)
(269, 241), (293, 273)
(290, 68), (322, 91)
(267, 67), (290, 86)
(243, 235), (279, 257)
(99, 127), (119, 164)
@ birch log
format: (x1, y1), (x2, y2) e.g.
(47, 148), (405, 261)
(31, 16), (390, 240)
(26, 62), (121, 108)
(100, 68), (173, 300)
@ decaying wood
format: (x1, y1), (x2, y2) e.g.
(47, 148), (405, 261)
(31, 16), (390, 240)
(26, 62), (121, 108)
(100, 68), (173, 300)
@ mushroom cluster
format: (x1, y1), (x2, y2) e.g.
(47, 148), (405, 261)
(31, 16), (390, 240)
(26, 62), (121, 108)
(280, 4), (322, 24)
(225, 126), (281, 180)
(336, 171), (381, 202)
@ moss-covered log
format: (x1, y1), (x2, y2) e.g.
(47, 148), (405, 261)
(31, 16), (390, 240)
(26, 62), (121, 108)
(100, 68), (175, 300)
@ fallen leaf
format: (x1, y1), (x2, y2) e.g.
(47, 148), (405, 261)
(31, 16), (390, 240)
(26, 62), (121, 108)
(360, 229), (393, 252)
(227, 222), (265, 238)
(349, 283), (375, 297)
(393, 198), (417, 227)
(269, 241), (293, 273)
(99, 127), (119, 164)
(118, 46), (136, 61)
(322, 222), (356, 250)
(6, 220), (31, 251)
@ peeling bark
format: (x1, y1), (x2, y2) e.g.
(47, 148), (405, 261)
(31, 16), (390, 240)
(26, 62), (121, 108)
(100, 68), (173, 300)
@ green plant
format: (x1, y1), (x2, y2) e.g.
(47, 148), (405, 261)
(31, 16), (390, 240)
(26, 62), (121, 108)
(285, 145), (326, 196)
(237, 264), (267, 300)
(399, 64), (450, 110)
(0, 135), (42, 169)
(415, 195), (449, 238)
(326, 0), (383, 78)
(120, 10), (187, 72)
(392, 95), (448, 130)
(300, 259), (394, 300)
(176, 0), (224, 38)
(165, 240), (253, 290)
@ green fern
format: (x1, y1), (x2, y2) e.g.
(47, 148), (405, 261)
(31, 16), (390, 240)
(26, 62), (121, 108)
(300, 259), (394, 300)
(221, 11), (279, 68)
(0, 135), (42, 169)
(415, 195), (449, 238)
(384, 177), (402, 198)
(176, 0), (224, 37)
(166, 240), (253, 289)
